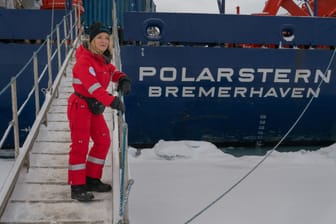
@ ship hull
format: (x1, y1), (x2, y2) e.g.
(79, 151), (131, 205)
(120, 12), (336, 147)
(1, 9), (335, 148)
(121, 46), (336, 146)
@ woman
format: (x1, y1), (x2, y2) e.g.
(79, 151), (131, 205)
(67, 22), (131, 202)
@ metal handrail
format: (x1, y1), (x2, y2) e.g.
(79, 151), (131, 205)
(111, 1), (121, 222)
(0, 9), (76, 150)
(0, 7), (81, 217)
(111, 1), (132, 223)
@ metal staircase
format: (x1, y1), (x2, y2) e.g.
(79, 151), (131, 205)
(0, 62), (115, 223)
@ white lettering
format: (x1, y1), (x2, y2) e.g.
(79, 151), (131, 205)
(239, 68), (254, 82)
(264, 88), (278, 97)
(181, 67), (195, 82)
(250, 87), (263, 97)
(291, 88), (304, 98)
(147, 86), (322, 98)
(274, 69), (290, 83)
(139, 67), (156, 81)
(217, 68), (234, 82)
(160, 67), (176, 81)
(196, 68), (215, 82)
(199, 87), (215, 97)
(314, 69), (331, 83)
(218, 87), (231, 97)
(182, 87), (196, 97)
(140, 67), (332, 84)
(295, 69), (310, 83)
(307, 88), (320, 97)
(234, 87), (247, 97)
(140, 66), (331, 100)
(149, 86), (161, 97)
(166, 86), (178, 97)
(279, 88), (291, 97)
(257, 68), (273, 83)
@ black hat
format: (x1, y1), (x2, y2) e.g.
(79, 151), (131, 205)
(89, 22), (111, 42)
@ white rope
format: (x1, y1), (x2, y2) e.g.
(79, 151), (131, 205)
(185, 48), (336, 223)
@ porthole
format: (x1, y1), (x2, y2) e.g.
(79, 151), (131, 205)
(146, 25), (161, 39)
(143, 18), (165, 41)
(281, 27), (295, 42)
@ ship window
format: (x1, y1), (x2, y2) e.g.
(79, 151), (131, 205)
(146, 26), (161, 39)
(281, 28), (294, 42)
(143, 18), (165, 41)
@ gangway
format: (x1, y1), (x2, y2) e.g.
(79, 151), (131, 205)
(0, 5), (131, 224)
(0, 61), (115, 223)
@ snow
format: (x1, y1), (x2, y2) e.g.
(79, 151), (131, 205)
(2, 140), (336, 223)
(128, 140), (336, 224)
(0, 158), (15, 190)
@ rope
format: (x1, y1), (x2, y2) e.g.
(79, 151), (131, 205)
(184, 48), (336, 224)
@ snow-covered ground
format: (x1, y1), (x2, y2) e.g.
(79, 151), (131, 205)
(128, 140), (336, 224)
(0, 158), (15, 189)
(2, 140), (336, 224)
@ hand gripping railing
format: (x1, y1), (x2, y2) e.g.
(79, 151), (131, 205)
(0, 7), (81, 217)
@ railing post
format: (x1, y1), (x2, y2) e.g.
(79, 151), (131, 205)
(10, 78), (20, 158)
(56, 24), (62, 71)
(64, 15), (69, 53)
(69, 10), (74, 43)
(47, 35), (53, 93)
(33, 52), (40, 116)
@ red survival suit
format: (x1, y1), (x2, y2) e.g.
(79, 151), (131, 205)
(67, 44), (125, 185)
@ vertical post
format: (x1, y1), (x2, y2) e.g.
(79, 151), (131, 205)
(69, 10), (74, 42)
(111, 2), (116, 222)
(112, 109), (121, 224)
(56, 24), (62, 71)
(121, 121), (130, 223)
(47, 35), (53, 92)
(11, 78), (20, 158)
(64, 15), (69, 53)
(217, 0), (225, 14)
(75, 3), (81, 36)
(33, 52), (40, 117)
(54, 25), (61, 99)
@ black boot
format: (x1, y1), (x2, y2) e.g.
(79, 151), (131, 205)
(86, 176), (112, 192)
(71, 185), (94, 202)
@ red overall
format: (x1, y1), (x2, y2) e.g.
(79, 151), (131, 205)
(67, 44), (125, 185)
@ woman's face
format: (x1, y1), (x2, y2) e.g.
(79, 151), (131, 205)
(91, 32), (110, 53)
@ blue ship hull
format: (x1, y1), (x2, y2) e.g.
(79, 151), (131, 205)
(121, 46), (336, 146)
(120, 12), (336, 147)
(1, 7), (335, 148)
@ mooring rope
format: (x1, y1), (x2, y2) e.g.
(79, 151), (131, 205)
(184, 48), (336, 224)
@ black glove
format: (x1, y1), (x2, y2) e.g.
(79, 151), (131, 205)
(110, 96), (125, 113)
(117, 76), (131, 96)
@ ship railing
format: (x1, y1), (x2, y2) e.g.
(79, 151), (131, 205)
(0, 7), (81, 217)
(111, 0), (132, 223)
